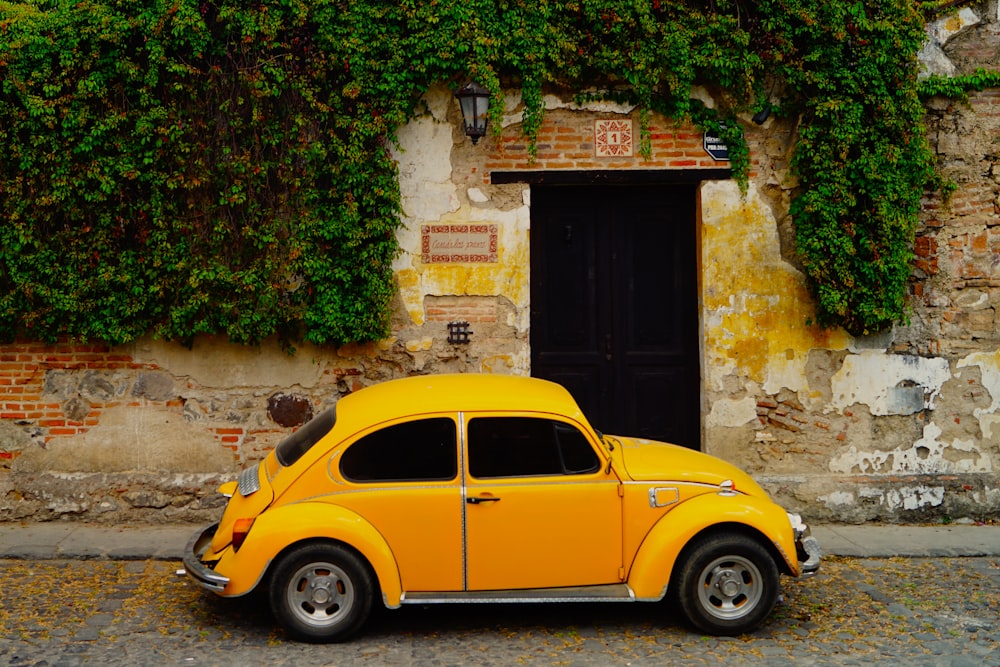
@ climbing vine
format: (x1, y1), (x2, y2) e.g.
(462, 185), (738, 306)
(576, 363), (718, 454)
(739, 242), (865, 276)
(0, 0), (988, 345)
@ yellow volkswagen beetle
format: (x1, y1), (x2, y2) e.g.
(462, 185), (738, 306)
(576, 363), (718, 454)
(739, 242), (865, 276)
(184, 374), (820, 642)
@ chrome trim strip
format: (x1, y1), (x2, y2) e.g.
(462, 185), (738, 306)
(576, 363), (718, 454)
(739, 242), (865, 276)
(400, 584), (635, 605)
(621, 480), (731, 491)
(326, 449), (345, 485)
(458, 410), (469, 592)
(286, 483), (461, 506)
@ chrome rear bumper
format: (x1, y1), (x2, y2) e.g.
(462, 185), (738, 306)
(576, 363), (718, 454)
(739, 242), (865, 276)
(182, 522), (230, 593)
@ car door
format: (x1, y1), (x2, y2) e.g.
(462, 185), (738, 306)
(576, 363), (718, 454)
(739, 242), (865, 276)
(331, 416), (464, 592)
(463, 414), (624, 591)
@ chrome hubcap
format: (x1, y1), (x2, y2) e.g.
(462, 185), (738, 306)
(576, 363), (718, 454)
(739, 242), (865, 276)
(697, 555), (764, 621)
(286, 562), (354, 628)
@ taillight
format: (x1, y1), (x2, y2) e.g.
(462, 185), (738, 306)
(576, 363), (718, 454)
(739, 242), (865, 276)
(232, 517), (256, 551)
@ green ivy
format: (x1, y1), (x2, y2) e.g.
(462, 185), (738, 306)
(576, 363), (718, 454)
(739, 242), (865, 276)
(0, 1), (987, 345)
(919, 68), (1000, 101)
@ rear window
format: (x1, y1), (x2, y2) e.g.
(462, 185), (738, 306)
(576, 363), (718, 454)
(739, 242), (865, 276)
(275, 406), (337, 467)
(340, 418), (457, 483)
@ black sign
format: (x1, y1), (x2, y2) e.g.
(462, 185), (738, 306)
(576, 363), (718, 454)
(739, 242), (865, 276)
(703, 125), (730, 161)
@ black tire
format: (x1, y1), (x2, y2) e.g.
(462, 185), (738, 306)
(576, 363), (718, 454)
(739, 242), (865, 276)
(268, 542), (375, 642)
(673, 533), (780, 636)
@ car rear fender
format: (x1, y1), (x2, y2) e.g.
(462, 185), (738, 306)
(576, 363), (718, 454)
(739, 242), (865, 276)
(216, 501), (403, 606)
(626, 493), (798, 601)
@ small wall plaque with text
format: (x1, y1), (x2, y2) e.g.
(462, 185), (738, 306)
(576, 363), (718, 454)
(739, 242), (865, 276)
(421, 224), (498, 263)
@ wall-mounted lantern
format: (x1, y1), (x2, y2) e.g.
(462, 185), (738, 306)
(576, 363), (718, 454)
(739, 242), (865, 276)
(455, 81), (490, 144)
(752, 102), (772, 125)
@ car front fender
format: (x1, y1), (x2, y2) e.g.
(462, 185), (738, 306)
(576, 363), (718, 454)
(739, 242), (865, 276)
(626, 492), (799, 601)
(210, 501), (403, 606)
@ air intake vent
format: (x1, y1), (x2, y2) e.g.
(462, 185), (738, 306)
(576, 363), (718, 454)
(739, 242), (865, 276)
(238, 466), (261, 497)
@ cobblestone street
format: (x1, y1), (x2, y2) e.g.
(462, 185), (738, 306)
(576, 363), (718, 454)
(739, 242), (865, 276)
(1, 556), (997, 666)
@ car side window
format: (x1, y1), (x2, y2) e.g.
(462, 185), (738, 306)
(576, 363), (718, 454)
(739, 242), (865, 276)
(467, 417), (600, 478)
(340, 417), (457, 482)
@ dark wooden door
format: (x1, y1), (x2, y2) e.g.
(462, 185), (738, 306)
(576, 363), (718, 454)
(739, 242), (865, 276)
(530, 185), (700, 448)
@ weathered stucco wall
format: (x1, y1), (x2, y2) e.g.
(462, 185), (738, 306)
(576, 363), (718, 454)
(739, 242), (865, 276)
(1, 4), (998, 524)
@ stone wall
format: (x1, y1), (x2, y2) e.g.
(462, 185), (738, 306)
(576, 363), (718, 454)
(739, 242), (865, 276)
(1, 2), (998, 524)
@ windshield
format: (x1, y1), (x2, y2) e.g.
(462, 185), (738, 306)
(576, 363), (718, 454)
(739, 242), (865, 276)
(274, 405), (337, 467)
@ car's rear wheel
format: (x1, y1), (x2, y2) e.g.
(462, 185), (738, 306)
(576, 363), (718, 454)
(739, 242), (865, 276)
(673, 533), (779, 635)
(269, 542), (375, 642)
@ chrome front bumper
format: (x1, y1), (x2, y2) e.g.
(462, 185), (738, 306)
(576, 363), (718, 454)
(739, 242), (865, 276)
(182, 522), (230, 593)
(788, 513), (822, 577)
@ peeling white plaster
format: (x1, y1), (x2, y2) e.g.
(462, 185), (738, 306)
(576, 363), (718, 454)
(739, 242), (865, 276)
(919, 6), (982, 79)
(706, 396), (758, 428)
(928, 6), (981, 44)
(541, 93), (636, 115)
(818, 490), (855, 507)
(701, 180), (835, 398)
(392, 109), (459, 227)
(830, 422), (991, 475)
(467, 188), (489, 204)
(689, 86), (716, 110)
(919, 38), (957, 78)
(957, 350), (1000, 440)
(851, 484), (945, 511)
(830, 351), (951, 416)
(883, 485), (946, 511)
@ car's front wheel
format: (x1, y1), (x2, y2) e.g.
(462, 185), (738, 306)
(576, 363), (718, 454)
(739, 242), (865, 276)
(269, 542), (375, 642)
(673, 533), (780, 635)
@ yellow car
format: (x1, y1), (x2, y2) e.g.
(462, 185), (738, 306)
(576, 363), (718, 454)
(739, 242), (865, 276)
(183, 374), (820, 642)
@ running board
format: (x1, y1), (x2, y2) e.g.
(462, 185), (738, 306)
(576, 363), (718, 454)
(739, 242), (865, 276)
(400, 584), (635, 605)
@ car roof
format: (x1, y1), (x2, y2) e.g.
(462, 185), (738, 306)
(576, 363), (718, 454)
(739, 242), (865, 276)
(332, 374), (588, 433)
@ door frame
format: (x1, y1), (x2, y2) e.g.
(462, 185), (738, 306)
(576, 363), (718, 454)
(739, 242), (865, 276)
(494, 169), (717, 451)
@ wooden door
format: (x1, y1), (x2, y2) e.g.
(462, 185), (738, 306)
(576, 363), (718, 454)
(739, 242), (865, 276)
(530, 185), (700, 448)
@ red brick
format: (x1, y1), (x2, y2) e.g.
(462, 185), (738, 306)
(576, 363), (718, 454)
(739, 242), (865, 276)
(914, 236), (937, 257)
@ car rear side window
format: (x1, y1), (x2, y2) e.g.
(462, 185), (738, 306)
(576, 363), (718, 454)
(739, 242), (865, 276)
(340, 418), (458, 482)
(467, 417), (600, 478)
(275, 406), (337, 467)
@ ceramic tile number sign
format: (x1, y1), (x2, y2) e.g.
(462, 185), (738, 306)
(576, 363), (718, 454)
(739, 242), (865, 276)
(421, 224), (498, 263)
(595, 119), (634, 157)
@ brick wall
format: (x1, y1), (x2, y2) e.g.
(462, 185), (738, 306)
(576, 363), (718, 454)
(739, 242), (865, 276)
(0, 341), (238, 463)
(424, 295), (499, 323)
(909, 88), (1000, 354)
(481, 110), (730, 178)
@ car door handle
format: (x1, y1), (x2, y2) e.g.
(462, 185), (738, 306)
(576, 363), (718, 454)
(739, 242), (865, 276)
(466, 496), (501, 504)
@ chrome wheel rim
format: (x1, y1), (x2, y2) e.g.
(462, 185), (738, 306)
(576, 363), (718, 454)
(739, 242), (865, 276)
(285, 560), (355, 629)
(696, 554), (764, 621)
